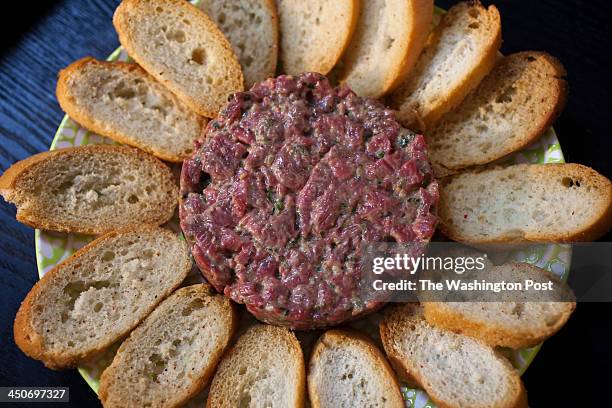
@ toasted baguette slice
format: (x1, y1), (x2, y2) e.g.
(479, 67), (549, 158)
(423, 263), (576, 349)
(13, 225), (191, 370)
(336, 0), (432, 98)
(113, 0), (244, 117)
(381, 304), (528, 408)
(308, 330), (404, 408)
(207, 324), (305, 408)
(99, 284), (236, 408)
(391, 1), (501, 132)
(439, 164), (612, 244)
(0, 145), (177, 234)
(199, 0), (278, 88)
(56, 57), (204, 162)
(426, 52), (568, 173)
(275, 0), (357, 76)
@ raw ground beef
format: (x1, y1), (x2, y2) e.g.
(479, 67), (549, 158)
(180, 73), (438, 329)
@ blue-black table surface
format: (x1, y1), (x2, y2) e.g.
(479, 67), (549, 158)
(1, 1), (611, 407)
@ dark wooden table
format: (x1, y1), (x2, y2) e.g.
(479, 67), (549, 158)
(1, 1), (610, 406)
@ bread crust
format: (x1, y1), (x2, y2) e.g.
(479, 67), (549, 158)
(261, 0), (280, 82)
(56, 57), (205, 162)
(338, 0), (433, 98)
(422, 263), (576, 349)
(385, 0), (438, 94)
(423, 301), (575, 349)
(113, 0), (244, 117)
(0, 145), (178, 234)
(392, 1), (502, 132)
(198, 0), (279, 87)
(13, 225), (191, 370)
(0, 149), (60, 195)
(308, 329), (404, 408)
(428, 51), (569, 173)
(98, 284), (237, 408)
(486, 52), (568, 171)
(277, 0), (358, 76)
(439, 164), (612, 244)
(206, 324), (306, 408)
(380, 304), (528, 408)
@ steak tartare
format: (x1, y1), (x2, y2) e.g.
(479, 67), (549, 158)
(180, 73), (438, 329)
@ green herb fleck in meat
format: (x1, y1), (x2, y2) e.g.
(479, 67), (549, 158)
(274, 199), (284, 214)
(267, 189), (284, 214)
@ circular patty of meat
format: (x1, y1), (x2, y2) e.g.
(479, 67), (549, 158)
(180, 73), (438, 329)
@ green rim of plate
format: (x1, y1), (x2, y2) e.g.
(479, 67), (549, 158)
(34, 4), (570, 407)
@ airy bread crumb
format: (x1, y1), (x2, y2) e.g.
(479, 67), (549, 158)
(99, 284), (236, 408)
(13, 225), (191, 370)
(0, 145), (178, 235)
